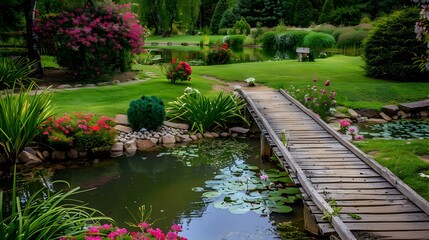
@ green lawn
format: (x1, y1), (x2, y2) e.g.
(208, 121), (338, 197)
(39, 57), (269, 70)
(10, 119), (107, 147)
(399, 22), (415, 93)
(355, 139), (429, 201)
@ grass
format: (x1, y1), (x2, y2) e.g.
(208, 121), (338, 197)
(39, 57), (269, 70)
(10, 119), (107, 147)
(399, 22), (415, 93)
(354, 139), (429, 201)
(146, 35), (225, 44)
(194, 55), (429, 110)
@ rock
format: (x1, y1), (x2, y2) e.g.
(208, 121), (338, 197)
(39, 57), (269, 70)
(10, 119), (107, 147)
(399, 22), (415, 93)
(335, 106), (348, 112)
(52, 151), (66, 160)
(111, 80), (121, 85)
(420, 111), (429, 117)
(196, 133), (203, 139)
(96, 82), (108, 86)
(162, 134), (176, 144)
(114, 114), (129, 126)
(74, 84), (83, 88)
(175, 136), (182, 143)
(190, 135), (198, 141)
(163, 121), (189, 130)
(379, 112), (392, 122)
(392, 115), (399, 120)
(66, 149), (79, 159)
(114, 125), (133, 133)
(327, 117), (338, 123)
(57, 84), (73, 89)
(220, 132), (230, 137)
(382, 105), (399, 116)
(398, 99), (429, 113)
(111, 142), (124, 152)
(24, 147), (36, 156)
(85, 84), (96, 87)
(124, 140), (137, 155)
(355, 109), (379, 118)
(149, 137), (159, 144)
(334, 112), (348, 118)
(23, 152), (43, 166)
(42, 150), (50, 159)
(366, 118), (388, 124)
(110, 151), (123, 158)
(178, 134), (193, 142)
(398, 110), (408, 118)
(229, 127), (250, 134)
(35, 150), (44, 160)
(153, 134), (160, 138)
(347, 109), (360, 119)
(203, 132), (215, 138)
(231, 133), (239, 138)
(136, 139), (156, 150)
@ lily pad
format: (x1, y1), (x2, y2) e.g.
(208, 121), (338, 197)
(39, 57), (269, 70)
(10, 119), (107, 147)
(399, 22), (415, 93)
(191, 187), (205, 192)
(228, 205), (251, 214)
(279, 187), (301, 195)
(276, 177), (293, 183)
(202, 191), (221, 198)
(272, 205), (293, 213)
(213, 201), (234, 209)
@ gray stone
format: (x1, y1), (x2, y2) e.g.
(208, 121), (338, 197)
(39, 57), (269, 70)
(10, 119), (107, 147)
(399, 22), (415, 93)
(136, 139), (156, 150)
(392, 115), (399, 120)
(196, 133), (203, 139)
(163, 121), (189, 130)
(74, 84), (83, 88)
(23, 152), (43, 166)
(399, 99), (429, 113)
(162, 134), (176, 144)
(231, 133), (239, 138)
(111, 80), (121, 85)
(211, 132), (220, 138)
(355, 109), (379, 118)
(124, 140), (137, 155)
(96, 82), (108, 86)
(382, 105), (399, 116)
(203, 132), (215, 138)
(366, 118), (388, 124)
(379, 112), (392, 122)
(190, 135), (198, 141)
(42, 150), (50, 159)
(24, 147), (36, 156)
(398, 110), (408, 118)
(347, 109), (360, 119)
(35, 150), (44, 160)
(149, 138), (159, 144)
(115, 114), (129, 126)
(153, 134), (160, 138)
(334, 112), (348, 118)
(52, 151), (66, 160)
(114, 125), (133, 133)
(357, 116), (368, 123)
(57, 84), (73, 89)
(229, 127), (250, 134)
(66, 149), (79, 159)
(110, 151), (123, 158)
(421, 111), (429, 117)
(220, 132), (230, 137)
(85, 84), (96, 87)
(178, 134), (192, 142)
(111, 142), (124, 152)
(175, 136), (182, 143)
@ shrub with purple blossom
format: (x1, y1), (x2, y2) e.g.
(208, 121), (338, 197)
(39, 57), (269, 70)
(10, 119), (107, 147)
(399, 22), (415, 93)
(34, 1), (148, 81)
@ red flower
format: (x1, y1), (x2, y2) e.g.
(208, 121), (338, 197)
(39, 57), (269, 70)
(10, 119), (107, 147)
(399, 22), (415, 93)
(91, 125), (100, 132)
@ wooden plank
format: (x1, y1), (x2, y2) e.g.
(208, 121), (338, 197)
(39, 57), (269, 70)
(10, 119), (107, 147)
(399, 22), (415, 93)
(308, 203), (422, 214)
(309, 176), (387, 183)
(366, 230), (429, 239)
(315, 193), (406, 201)
(314, 182), (393, 190)
(314, 213), (429, 222)
(299, 161), (368, 166)
(325, 222), (429, 231)
(301, 165), (371, 170)
(318, 189), (402, 195)
(304, 169), (379, 177)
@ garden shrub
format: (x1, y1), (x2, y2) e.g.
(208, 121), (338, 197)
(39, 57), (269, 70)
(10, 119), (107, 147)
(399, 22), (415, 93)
(38, 113), (117, 153)
(243, 35), (256, 45)
(223, 35), (246, 48)
(336, 30), (368, 49)
(232, 17), (251, 35)
(219, 7), (240, 30)
(206, 42), (233, 65)
(160, 58), (192, 83)
(312, 24), (337, 35)
(0, 56), (36, 89)
(127, 96), (166, 131)
(262, 31), (277, 49)
(332, 27), (352, 40)
(303, 32), (335, 50)
(275, 30), (310, 50)
(210, 0), (229, 34)
(168, 87), (248, 134)
(250, 22), (265, 42)
(218, 28), (231, 35)
(34, 1), (148, 81)
(363, 7), (429, 81)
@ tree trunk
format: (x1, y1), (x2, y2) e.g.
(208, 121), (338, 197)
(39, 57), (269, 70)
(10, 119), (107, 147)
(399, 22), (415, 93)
(23, 0), (43, 78)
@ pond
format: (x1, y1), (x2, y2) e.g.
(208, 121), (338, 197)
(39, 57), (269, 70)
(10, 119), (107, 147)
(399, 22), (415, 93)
(3, 139), (317, 240)
(144, 46), (360, 64)
(352, 119), (429, 139)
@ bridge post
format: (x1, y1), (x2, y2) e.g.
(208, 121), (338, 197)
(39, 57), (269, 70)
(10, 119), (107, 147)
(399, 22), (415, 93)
(260, 133), (271, 160)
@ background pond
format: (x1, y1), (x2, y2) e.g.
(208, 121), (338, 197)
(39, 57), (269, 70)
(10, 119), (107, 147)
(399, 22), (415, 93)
(352, 120), (429, 139)
(4, 139), (317, 240)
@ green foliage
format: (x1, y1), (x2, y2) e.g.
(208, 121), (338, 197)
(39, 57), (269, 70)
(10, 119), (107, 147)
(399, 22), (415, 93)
(238, 0), (290, 27)
(210, 0), (229, 34)
(275, 30), (310, 50)
(168, 88), (248, 134)
(313, 24), (337, 35)
(0, 56), (37, 90)
(160, 59), (192, 83)
(329, 6), (362, 26)
(127, 96), (166, 131)
(0, 166), (111, 240)
(243, 35), (256, 45)
(219, 7), (241, 30)
(224, 35), (246, 48)
(303, 32), (335, 50)
(293, 0), (314, 27)
(262, 31), (277, 49)
(318, 0), (334, 24)
(336, 30), (368, 49)
(332, 27), (351, 40)
(232, 17), (251, 35)
(206, 42), (234, 65)
(363, 7), (429, 81)
(75, 129), (117, 153)
(0, 82), (54, 162)
(360, 16), (371, 24)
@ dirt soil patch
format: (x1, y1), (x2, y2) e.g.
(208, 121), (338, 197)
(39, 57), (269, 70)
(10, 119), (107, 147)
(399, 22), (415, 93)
(202, 75), (274, 92)
(420, 155), (429, 163)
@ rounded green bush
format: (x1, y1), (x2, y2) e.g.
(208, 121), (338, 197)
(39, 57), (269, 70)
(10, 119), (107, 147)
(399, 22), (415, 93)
(303, 32), (335, 50)
(127, 96), (166, 131)
(224, 35), (246, 48)
(262, 31), (277, 49)
(313, 24), (338, 35)
(336, 30), (368, 48)
(363, 7), (429, 81)
(232, 17), (251, 35)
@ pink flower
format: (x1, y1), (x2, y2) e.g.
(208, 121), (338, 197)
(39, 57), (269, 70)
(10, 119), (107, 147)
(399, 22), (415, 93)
(354, 135), (365, 141)
(171, 224), (182, 232)
(325, 80), (330, 86)
(349, 127), (356, 133)
(339, 119), (350, 127)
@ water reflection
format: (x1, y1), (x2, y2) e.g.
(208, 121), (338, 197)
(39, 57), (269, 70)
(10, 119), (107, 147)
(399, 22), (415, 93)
(352, 120), (429, 139)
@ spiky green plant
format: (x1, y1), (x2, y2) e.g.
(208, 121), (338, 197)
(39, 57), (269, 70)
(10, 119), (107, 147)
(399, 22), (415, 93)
(168, 88), (248, 134)
(0, 165), (112, 240)
(0, 82), (55, 162)
(0, 56), (37, 90)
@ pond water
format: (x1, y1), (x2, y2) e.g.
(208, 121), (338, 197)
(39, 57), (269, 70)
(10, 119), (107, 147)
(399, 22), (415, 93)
(352, 120), (429, 139)
(4, 139), (317, 239)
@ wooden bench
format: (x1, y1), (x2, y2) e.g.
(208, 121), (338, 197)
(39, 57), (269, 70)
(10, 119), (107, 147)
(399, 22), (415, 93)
(296, 47), (310, 62)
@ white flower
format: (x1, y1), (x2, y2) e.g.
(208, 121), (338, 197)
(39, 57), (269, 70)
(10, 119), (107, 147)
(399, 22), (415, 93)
(184, 87), (200, 95)
(245, 77), (255, 83)
(234, 85), (242, 90)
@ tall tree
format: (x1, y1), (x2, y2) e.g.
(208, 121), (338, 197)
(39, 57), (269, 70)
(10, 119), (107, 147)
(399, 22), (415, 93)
(210, 0), (229, 34)
(292, 0), (313, 27)
(318, 0), (334, 23)
(199, 0), (218, 29)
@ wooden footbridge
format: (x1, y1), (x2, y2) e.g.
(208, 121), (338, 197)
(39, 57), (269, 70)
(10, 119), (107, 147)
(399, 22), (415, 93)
(238, 89), (429, 240)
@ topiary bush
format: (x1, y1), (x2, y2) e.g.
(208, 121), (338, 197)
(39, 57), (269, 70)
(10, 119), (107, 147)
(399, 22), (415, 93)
(303, 32), (335, 50)
(127, 96), (166, 131)
(232, 17), (251, 35)
(363, 7), (429, 81)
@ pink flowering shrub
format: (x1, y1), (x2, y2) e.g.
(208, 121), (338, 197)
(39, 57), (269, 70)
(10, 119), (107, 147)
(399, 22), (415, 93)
(288, 79), (337, 121)
(161, 58), (192, 83)
(61, 223), (187, 240)
(38, 112), (116, 153)
(206, 42), (234, 65)
(34, 1), (148, 80)
(338, 119), (351, 134)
